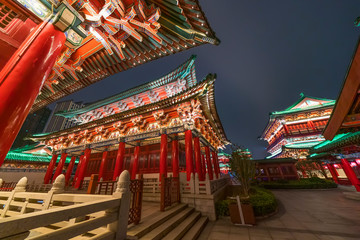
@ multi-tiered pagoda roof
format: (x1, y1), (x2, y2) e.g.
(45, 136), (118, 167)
(261, 94), (335, 159)
(30, 56), (228, 154)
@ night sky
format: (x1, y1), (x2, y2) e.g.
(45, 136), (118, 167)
(53, 1), (360, 159)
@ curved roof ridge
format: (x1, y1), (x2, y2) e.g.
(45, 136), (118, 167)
(56, 55), (198, 118)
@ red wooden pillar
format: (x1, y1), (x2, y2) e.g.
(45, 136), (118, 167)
(327, 163), (339, 184)
(52, 152), (68, 182)
(113, 142), (125, 180)
(98, 151), (108, 181)
(341, 159), (360, 191)
(172, 137), (179, 178)
(73, 155), (84, 186)
(65, 156), (76, 186)
(131, 145), (140, 180)
(0, 21), (66, 166)
(201, 154), (206, 178)
(193, 137), (204, 181)
(44, 154), (58, 184)
(211, 150), (219, 179)
(160, 134), (168, 180)
(185, 130), (194, 181)
(75, 148), (91, 189)
(205, 146), (213, 180)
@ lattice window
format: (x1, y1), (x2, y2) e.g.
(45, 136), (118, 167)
(0, 3), (18, 30)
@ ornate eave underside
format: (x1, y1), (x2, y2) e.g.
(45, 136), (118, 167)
(24, 0), (219, 112)
(30, 74), (229, 150)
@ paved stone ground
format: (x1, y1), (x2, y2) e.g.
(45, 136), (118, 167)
(199, 189), (360, 240)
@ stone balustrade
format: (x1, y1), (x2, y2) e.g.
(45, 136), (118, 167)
(0, 171), (131, 240)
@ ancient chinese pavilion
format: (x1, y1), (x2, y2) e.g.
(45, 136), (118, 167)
(0, 0), (218, 166)
(260, 94), (335, 159)
(29, 56), (229, 188)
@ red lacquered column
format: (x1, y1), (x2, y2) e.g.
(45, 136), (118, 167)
(98, 151), (108, 181)
(75, 148), (91, 189)
(52, 152), (68, 182)
(131, 145), (140, 180)
(341, 159), (360, 192)
(327, 164), (339, 184)
(212, 150), (219, 179)
(65, 156), (76, 186)
(205, 146), (213, 180)
(185, 130), (194, 181)
(160, 134), (168, 180)
(73, 155), (84, 186)
(201, 154), (206, 178)
(44, 154), (58, 184)
(113, 142), (126, 180)
(193, 137), (203, 181)
(172, 137), (179, 178)
(0, 21), (66, 166)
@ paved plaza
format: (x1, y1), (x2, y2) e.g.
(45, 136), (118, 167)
(199, 189), (360, 240)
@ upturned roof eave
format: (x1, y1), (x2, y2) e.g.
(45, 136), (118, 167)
(197, 74), (229, 145)
(57, 55), (197, 118)
(270, 101), (335, 116)
(30, 75), (218, 141)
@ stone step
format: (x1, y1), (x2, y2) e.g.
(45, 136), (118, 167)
(127, 203), (187, 239)
(162, 211), (201, 240)
(139, 207), (194, 240)
(181, 216), (209, 240)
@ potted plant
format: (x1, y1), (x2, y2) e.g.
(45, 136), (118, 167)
(228, 146), (256, 225)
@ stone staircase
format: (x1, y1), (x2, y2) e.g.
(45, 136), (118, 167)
(127, 203), (208, 240)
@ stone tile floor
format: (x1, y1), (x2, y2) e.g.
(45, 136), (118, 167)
(199, 188), (360, 240)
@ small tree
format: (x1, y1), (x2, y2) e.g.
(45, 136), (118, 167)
(229, 146), (256, 198)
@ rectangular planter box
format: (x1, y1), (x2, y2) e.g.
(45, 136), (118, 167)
(229, 202), (256, 225)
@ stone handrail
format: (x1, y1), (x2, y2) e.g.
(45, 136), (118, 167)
(0, 171), (131, 240)
(181, 173), (230, 195)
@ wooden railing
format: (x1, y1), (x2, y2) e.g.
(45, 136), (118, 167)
(160, 175), (180, 211)
(0, 171), (131, 240)
(0, 181), (16, 191)
(181, 173), (230, 195)
(128, 178), (143, 225)
(89, 176), (144, 225)
(97, 180), (117, 195)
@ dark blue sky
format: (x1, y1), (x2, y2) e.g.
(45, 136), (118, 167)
(55, 1), (360, 158)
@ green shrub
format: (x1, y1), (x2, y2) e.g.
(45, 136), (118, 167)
(215, 187), (277, 217)
(261, 178), (337, 189)
(250, 187), (277, 217)
(215, 199), (233, 217)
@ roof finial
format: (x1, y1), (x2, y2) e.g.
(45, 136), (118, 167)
(300, 92), (305, 98)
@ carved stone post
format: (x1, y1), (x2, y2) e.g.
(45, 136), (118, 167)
(109, 170), (131, 239)
(1, 177), (27, 218)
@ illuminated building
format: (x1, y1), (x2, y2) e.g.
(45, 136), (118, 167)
(44, 100), (85, 133)
(29, 56), (229, 188)
(261, 93), (335, 159)
(217, 152), (230, 174)
(0, 0), (218, 166)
